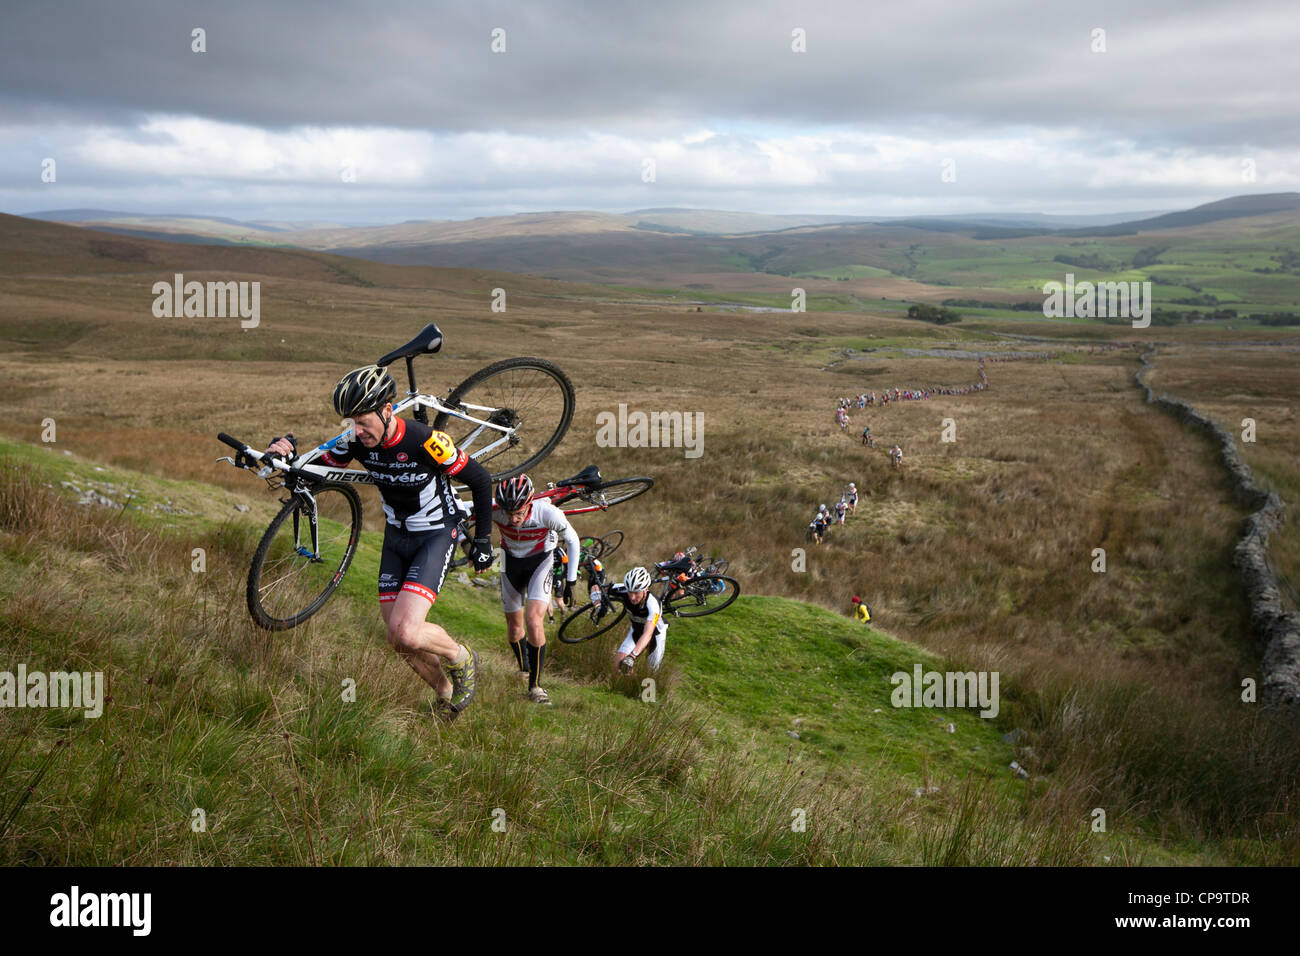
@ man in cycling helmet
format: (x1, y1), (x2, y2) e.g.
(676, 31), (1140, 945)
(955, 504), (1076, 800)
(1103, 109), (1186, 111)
(610, 566), (667, 672)
(493, 473), (580, 705)
(264, 364), (495, 720)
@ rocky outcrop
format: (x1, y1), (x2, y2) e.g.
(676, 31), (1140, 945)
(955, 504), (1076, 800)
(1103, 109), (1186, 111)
(1136, 348), (1300, 710)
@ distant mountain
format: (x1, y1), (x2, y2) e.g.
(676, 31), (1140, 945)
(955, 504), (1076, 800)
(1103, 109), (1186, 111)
(24, 209), (280, 230)
(624, 207), (1170, 235)
(1065, 193), (1300, 236)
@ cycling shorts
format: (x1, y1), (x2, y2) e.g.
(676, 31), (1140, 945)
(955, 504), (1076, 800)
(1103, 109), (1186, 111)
(618, 628), (665, 671)
(501, 549), (554, 612)
(378, 524), (458, 605)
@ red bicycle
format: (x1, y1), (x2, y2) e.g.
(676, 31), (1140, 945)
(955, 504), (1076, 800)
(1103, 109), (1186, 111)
(540, 465), (654, 514)
(450, 466), (653, 569)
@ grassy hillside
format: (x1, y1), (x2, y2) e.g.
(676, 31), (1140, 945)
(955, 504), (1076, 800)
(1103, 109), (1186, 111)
(3, 438), (1104, 866)
(2, 216), (1299, 865)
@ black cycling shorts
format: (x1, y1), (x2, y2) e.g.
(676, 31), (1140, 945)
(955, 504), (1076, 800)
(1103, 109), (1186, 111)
(377, 524), (458, 605)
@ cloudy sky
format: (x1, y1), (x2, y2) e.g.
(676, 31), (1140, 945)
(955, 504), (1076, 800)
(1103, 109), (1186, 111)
(2, 0), (1297, 224)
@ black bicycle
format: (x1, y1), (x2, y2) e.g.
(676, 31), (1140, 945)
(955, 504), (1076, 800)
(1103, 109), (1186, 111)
(556, 553), (627, 644)
(653, 549), (740, 618)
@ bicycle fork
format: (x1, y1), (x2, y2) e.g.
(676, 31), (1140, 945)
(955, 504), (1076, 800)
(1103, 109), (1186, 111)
(290, 488), (324, 562)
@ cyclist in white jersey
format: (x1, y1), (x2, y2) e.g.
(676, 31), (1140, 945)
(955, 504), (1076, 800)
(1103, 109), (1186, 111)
(494, 474), (580, 704)
(613, 567), (667, 672)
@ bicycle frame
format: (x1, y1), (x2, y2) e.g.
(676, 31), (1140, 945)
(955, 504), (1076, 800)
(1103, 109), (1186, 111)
(219, 391), (516, 496)
(298, 392), (514, 484)
(535, 483), (616, 515)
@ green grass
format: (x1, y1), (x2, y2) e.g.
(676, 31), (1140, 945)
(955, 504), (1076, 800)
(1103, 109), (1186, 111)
(0, 440), (1122, 865)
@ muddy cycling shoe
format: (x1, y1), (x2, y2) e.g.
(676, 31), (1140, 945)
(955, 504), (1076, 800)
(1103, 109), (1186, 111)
(528, 686), (552, 705)
(432, 696), (459, 723)
(444, 647), (479, 712)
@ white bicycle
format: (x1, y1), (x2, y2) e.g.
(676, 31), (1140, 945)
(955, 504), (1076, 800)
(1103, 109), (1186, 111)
(217, 323), (575, 629)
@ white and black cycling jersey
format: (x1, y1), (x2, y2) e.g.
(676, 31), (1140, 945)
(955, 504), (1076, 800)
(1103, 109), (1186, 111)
(607, 584), (667, 637)
(320, 416), (493, 536)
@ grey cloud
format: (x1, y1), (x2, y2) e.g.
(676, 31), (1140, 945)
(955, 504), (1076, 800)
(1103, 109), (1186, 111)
(0, 0), (1296, 145)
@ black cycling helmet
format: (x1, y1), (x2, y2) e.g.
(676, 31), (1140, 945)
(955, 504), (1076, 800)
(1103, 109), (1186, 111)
(333, 365), (397, 418)
(496, 474), (534, 512)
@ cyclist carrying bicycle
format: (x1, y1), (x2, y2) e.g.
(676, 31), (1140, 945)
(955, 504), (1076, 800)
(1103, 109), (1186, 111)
(493, 474), (580, 705)
(264, 365), (494, 720)
(810, 507), (830, 545)
(890, 444), (904, 467)
(846, 482), (858, 514)
(611, 567), (667, 672)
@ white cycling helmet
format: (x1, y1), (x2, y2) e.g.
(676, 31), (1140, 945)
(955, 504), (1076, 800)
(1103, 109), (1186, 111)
(849, 483), (856, 490)
(624, 567), (652, 591)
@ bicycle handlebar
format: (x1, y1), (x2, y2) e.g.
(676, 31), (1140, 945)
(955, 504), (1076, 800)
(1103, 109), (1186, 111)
(216, 432), (293, 475)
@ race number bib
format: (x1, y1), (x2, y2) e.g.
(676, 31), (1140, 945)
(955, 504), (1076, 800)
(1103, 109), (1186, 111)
(424, 430), (457, 464)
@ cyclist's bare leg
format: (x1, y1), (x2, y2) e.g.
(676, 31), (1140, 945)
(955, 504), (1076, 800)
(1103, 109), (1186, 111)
(524, 598), (547, 649)
(382, 593), (456, 696)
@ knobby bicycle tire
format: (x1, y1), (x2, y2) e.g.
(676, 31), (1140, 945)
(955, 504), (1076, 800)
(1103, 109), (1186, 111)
(557, 476), (654, 513)
(557, 600), (627, 644)
(246, 482), (362, 630)
(662, 574), (740, 618)
(434, 356), (575, 482)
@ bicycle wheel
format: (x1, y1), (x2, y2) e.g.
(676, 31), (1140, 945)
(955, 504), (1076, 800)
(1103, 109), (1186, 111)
(557, 599), (627, 644)
(434, 357), (575, 482)
(247, 483), (362, 630)
(707, 559), (729, 575)
(560, 477), (654, 513)
(595, 530), (624, 558)
(662, 575), (740, 618)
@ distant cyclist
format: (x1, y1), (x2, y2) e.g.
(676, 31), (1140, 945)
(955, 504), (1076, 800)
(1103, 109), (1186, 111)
(861, 426), (872, 447)
(846, 482), (858, 514)
(265, 365), (493, 720)
(890, 444), (904, 468)
(493, 474), (580, 705)
(611, 567), (667, 672)
(834, 498), (848, 525)
(810, 510), (830, 545)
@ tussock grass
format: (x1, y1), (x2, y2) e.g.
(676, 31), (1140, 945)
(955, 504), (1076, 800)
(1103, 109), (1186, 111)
(1, 457), (1137, 865)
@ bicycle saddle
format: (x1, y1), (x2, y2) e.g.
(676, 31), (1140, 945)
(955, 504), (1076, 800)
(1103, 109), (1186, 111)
(377, 323), (443, 367)
(656, 556), (693, 573)
(556, 464), (602, 487)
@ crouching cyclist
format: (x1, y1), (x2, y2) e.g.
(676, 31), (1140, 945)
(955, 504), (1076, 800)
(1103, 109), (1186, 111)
(264, 364), (494, 721)
(493, 474), (580, 704)
(611, 567), (667, 673)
